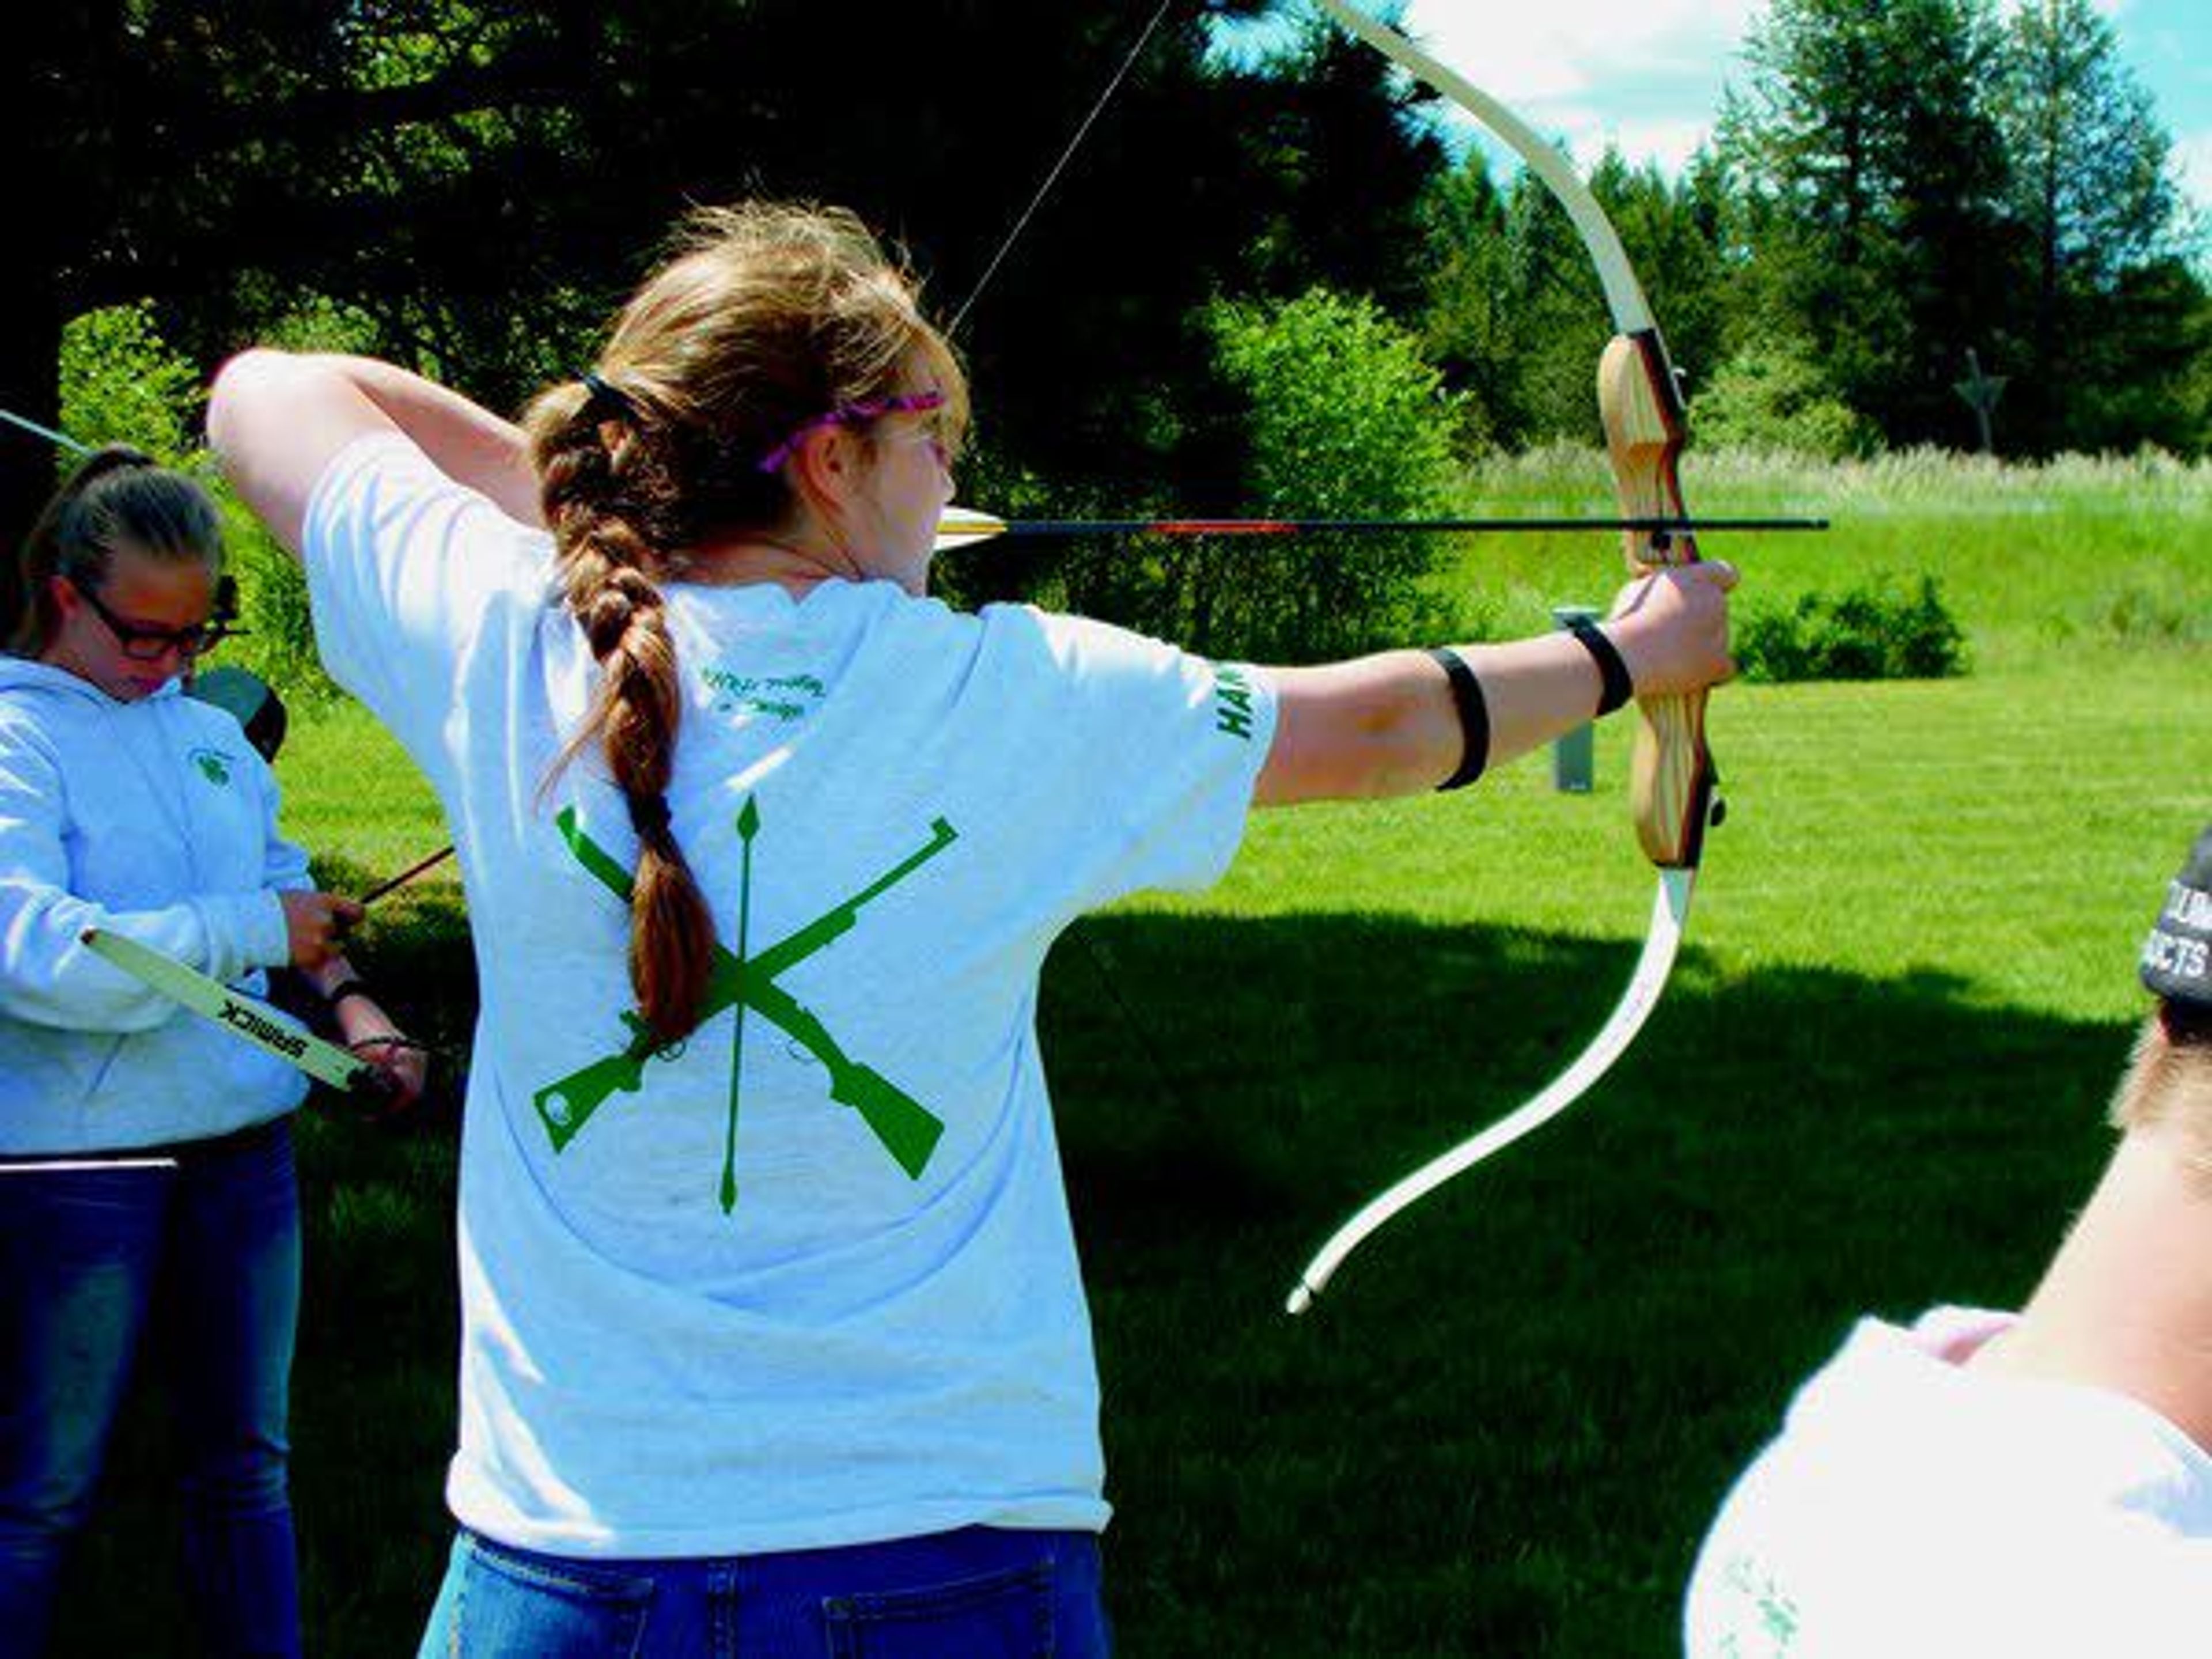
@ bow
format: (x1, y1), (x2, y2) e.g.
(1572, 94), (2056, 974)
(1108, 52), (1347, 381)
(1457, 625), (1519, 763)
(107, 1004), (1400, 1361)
(79, 927), (389, 1097)
(1286, 0), (1719, 1314)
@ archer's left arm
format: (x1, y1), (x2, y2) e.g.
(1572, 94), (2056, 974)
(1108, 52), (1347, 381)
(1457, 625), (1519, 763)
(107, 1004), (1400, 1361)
(1255, 560), (1737, 805)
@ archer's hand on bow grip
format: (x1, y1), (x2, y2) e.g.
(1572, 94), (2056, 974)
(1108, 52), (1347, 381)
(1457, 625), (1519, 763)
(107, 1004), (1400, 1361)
(1599, 334), (1718, 872)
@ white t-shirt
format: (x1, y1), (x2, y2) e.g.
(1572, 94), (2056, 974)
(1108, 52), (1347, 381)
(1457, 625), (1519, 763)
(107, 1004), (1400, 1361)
(303, 434), (1275, 1556)
(1685, 1307), (2212, 1657)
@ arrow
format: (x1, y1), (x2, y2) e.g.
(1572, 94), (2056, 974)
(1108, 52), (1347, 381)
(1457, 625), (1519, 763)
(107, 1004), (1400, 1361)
(0, 407), (92, 454)
(359, 843), (458, 906)
(721, 796), (762, 1213)
(933, 506), (1827, 552)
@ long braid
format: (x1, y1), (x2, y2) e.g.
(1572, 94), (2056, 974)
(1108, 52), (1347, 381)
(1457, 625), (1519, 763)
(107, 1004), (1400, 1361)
(535, 391), (715, 1043)
(520, 202), (971, 1043)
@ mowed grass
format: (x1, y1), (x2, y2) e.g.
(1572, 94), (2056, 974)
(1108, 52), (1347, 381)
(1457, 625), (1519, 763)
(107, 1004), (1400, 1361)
(46, 450), (2210, 1656)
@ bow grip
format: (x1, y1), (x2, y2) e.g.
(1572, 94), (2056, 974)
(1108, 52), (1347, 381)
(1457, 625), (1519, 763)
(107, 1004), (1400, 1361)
(1599, 334), (1715, 872)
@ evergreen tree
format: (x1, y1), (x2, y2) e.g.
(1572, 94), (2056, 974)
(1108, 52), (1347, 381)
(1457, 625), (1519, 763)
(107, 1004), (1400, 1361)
(1992, 0), (2193, 452)
(1718, 0), (2013, 446)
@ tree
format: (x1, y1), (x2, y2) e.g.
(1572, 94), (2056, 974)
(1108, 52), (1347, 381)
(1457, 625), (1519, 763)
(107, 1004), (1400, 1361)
(9, 1), (1436, 548)
(6, 0), (634, 535)
(1039, 287), (1462, 662)
(1691, 330), (1880, 456)
(1591, 153), (1733, 411)
(1232, 12), (1449, 321)
(1414, 151), (1521, 446)
(1717, 0), (2014, 446)
(1415, 147), (1733, 450)
(1992, 0), (2194, 452)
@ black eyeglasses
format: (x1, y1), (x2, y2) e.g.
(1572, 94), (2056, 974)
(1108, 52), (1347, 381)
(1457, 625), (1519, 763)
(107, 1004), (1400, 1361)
(69, 576), (238, 662)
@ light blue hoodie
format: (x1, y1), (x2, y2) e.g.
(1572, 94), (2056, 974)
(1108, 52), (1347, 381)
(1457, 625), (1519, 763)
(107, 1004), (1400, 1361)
(0, 656), (309, 1153)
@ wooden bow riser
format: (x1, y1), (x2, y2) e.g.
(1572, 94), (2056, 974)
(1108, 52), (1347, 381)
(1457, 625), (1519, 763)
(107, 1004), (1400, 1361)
(1599, 332), (1715, 872)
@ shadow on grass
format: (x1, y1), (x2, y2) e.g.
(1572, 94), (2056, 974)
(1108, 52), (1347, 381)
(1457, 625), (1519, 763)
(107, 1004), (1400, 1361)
(45, 902), (2130, 1658)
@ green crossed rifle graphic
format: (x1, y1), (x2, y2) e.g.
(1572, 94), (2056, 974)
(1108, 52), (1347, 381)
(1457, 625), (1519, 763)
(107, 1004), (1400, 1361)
(533, 798), (958, 1210)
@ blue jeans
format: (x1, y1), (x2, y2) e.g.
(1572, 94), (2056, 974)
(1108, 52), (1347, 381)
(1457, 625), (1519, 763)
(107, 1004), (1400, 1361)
(0, 1118), (302, 1659)
(419, 1525), (1111, 1658)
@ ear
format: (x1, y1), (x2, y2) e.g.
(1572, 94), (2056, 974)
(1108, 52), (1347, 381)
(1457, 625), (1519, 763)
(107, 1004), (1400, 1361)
(46, 573), (81, 620)
(789, 422), (865, 506)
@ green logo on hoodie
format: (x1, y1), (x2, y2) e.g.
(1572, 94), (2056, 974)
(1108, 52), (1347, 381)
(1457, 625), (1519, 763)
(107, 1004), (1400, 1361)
(188, 747), (234, 787)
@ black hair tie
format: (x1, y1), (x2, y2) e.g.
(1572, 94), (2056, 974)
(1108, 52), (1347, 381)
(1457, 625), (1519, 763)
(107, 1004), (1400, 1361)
(627, 791), (673, 839)
(582, 372), (637, 422)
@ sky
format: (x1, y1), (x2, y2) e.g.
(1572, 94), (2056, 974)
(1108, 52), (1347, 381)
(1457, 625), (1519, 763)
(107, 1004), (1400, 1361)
(1222, 1), (2210, 239)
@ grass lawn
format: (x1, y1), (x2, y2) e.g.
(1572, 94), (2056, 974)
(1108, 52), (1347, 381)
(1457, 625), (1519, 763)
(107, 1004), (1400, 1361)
(44, 450), (2211, 1656)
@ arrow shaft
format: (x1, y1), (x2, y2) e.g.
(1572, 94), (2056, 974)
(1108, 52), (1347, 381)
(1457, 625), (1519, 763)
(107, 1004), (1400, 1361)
(941, 514), (1824, 541)
(0, 407), (92, 454)
(359, 843), (457, 906)
(721, 817), (757, 1211)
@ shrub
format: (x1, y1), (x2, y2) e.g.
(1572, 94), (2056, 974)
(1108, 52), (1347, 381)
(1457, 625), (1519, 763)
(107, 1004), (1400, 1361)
(1693, 334), (1881, 460)
(1116, 288), (1467, 661)
(59, 304), (204, 459)
(1737, 574), (1969, 681)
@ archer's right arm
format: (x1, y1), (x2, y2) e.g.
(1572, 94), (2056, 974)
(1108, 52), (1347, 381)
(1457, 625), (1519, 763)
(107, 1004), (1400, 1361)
(208, 351), (543, 558)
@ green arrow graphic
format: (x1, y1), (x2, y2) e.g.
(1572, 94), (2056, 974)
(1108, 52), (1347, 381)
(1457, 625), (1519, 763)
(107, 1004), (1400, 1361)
(721, 796), (762, 1213)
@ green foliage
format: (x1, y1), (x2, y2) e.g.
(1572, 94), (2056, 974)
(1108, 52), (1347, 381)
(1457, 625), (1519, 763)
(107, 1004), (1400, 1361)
(1719, 0), (2017, 446)
(1001, 289), (1469, 664)
(1737, 574), (1969, 681)
(1160, 289), (1458, 660)
(1711, 0), (2206, 457)
(2090, 575), (2211, 646)
(1209, 289), (1458, 518)
(58, 304), (204, 461)
(1692, 333), (1883, 459)
(1414, 151), (1609, 448)
(1229, 11), (1452, 323)
(1590, 151), (1732, 405)
(1994, 0), (2183, 292)
(218, 507), (335, 705)
(1414, 147), (1743, 453)
(1982, 0), (2199, 456)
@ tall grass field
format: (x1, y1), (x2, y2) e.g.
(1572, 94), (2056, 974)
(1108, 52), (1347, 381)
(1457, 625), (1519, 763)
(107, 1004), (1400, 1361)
(48, 449), (2210, 1656)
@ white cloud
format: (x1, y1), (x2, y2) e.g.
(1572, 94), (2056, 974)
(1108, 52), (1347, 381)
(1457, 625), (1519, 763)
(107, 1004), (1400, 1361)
(1395, 0), (1760, 96)
(1281, 0), (2210, 215)
(1393, 0), (1759, 169)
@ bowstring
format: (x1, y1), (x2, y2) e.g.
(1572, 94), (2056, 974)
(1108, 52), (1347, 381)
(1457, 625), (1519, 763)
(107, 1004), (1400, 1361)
(944, 0), (1198, 1117)
(946, 0), (1180, 338)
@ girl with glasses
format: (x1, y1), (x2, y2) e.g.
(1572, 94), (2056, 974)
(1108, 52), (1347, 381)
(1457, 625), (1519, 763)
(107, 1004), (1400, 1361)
(0, 445), (422, 1656)
(207, 200), (1735, 1657)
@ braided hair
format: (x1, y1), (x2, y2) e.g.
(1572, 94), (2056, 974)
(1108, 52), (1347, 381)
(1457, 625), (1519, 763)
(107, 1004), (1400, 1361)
(524, 203), (967, 1043)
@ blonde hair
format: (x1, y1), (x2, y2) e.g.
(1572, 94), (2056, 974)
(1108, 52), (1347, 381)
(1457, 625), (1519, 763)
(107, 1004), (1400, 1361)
(523, 203), (967, 1043)
(2108, 1005), (2212, 1183)
(7, 446), (222, 656)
